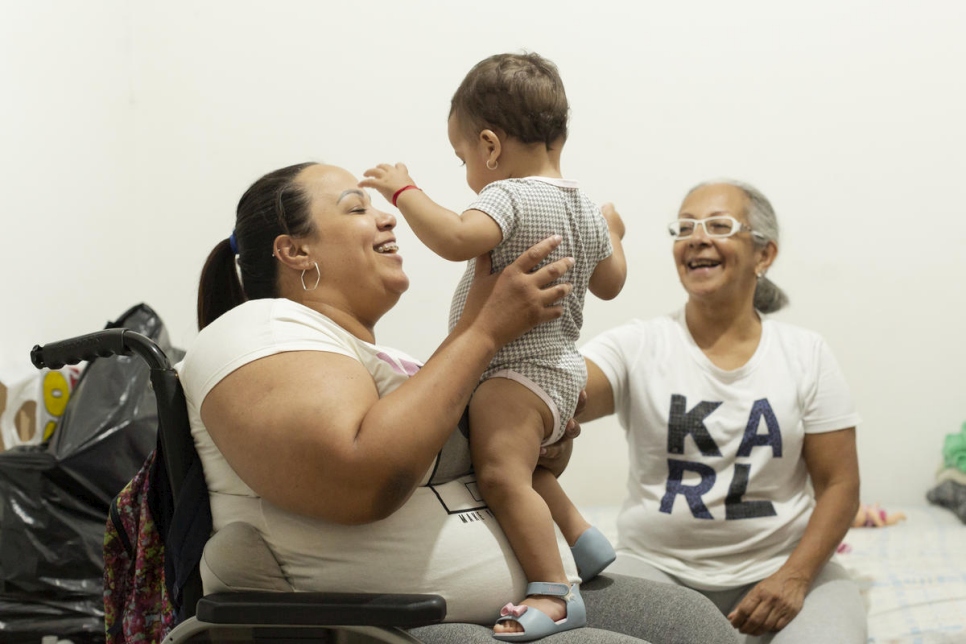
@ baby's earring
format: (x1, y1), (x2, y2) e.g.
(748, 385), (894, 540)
(486, 159), (499, 171)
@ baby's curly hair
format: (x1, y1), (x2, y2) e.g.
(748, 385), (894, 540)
(450, 52), (569, 150)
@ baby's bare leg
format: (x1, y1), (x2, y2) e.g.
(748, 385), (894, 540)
(470, 377), (569, 632)
(533, 467), (591, 546)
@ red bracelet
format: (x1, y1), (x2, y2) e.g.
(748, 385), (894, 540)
(391, 184), (421, 207)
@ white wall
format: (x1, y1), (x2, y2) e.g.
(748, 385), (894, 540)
(0, 1), (132, 371)
(2, 1), (964, 507)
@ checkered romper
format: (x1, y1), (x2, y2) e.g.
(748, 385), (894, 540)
(448, 177), (613, 443)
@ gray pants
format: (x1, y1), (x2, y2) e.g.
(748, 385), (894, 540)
(609, 555), (867, 644)
(409, 573), (739, 643)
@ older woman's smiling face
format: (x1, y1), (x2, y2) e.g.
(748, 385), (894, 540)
(673, 183), (765, 304)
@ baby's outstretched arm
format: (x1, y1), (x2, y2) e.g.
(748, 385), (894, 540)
(589, 202), (627, 300)
(360, 163), (502, 262)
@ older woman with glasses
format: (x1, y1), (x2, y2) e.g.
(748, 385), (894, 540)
(578, 180), (867, 642)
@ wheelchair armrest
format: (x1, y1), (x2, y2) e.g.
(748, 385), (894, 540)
(196, 591), (447, 629)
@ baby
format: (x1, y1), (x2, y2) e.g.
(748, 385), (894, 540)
(361, 52), (626, 641)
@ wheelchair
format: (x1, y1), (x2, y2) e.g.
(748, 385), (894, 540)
(31, 327), (446, 643)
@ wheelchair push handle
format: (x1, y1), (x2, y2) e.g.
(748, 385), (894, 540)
(31, 328), (171, 371)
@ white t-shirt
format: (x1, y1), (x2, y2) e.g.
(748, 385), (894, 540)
(580, 309), (860, 590)
(176, 298), (577, 623)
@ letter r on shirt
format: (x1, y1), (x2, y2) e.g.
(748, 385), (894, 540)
(660, 459), (716, 519)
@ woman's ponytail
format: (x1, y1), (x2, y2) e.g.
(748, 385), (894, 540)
(197, 238), (247, 330)
(753, 275), (789, 314)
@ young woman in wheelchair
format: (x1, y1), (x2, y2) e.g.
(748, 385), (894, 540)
(177, 162), (737, 643)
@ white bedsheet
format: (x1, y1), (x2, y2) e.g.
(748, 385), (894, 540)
(837, 505), (966, 643)
(580, 504), (966, 643)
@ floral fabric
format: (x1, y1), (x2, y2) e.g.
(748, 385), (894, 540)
(103, 450), (175, 643)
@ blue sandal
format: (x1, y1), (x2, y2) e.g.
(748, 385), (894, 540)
(570, 526), (616, 581)
(492, 582), (586, 642)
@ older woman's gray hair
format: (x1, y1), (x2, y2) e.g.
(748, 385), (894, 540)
(685, 179), (789, 314)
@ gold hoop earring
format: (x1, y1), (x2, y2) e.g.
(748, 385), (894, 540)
(486, 159), (498, 171)
(301, 262), (321, 291)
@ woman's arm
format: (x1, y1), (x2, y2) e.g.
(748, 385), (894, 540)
(728, 427), (860, 635)
(787, 428), (861, 582)
(577, 358), (615, 423)
(201, 236), (574, 525)
(359, 163), (502, 261)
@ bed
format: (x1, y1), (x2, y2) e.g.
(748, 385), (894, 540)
(581, 504), (966, 643)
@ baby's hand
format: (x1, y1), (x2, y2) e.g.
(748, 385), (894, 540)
(360, 163), (417, 205)
(600, 202), (625, 240)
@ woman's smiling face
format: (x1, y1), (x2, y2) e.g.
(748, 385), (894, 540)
(297, 164), (409, 312)
(673, 183), (766, 304)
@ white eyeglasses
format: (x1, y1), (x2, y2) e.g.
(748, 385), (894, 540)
(667, 216), (764, 241)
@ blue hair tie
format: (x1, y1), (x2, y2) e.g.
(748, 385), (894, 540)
(228, 231), (238, 255)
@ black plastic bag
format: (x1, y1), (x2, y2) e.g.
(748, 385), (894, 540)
(0, 303), (182, 643)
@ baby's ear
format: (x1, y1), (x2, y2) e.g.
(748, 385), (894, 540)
(479, 129), (501, 149)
